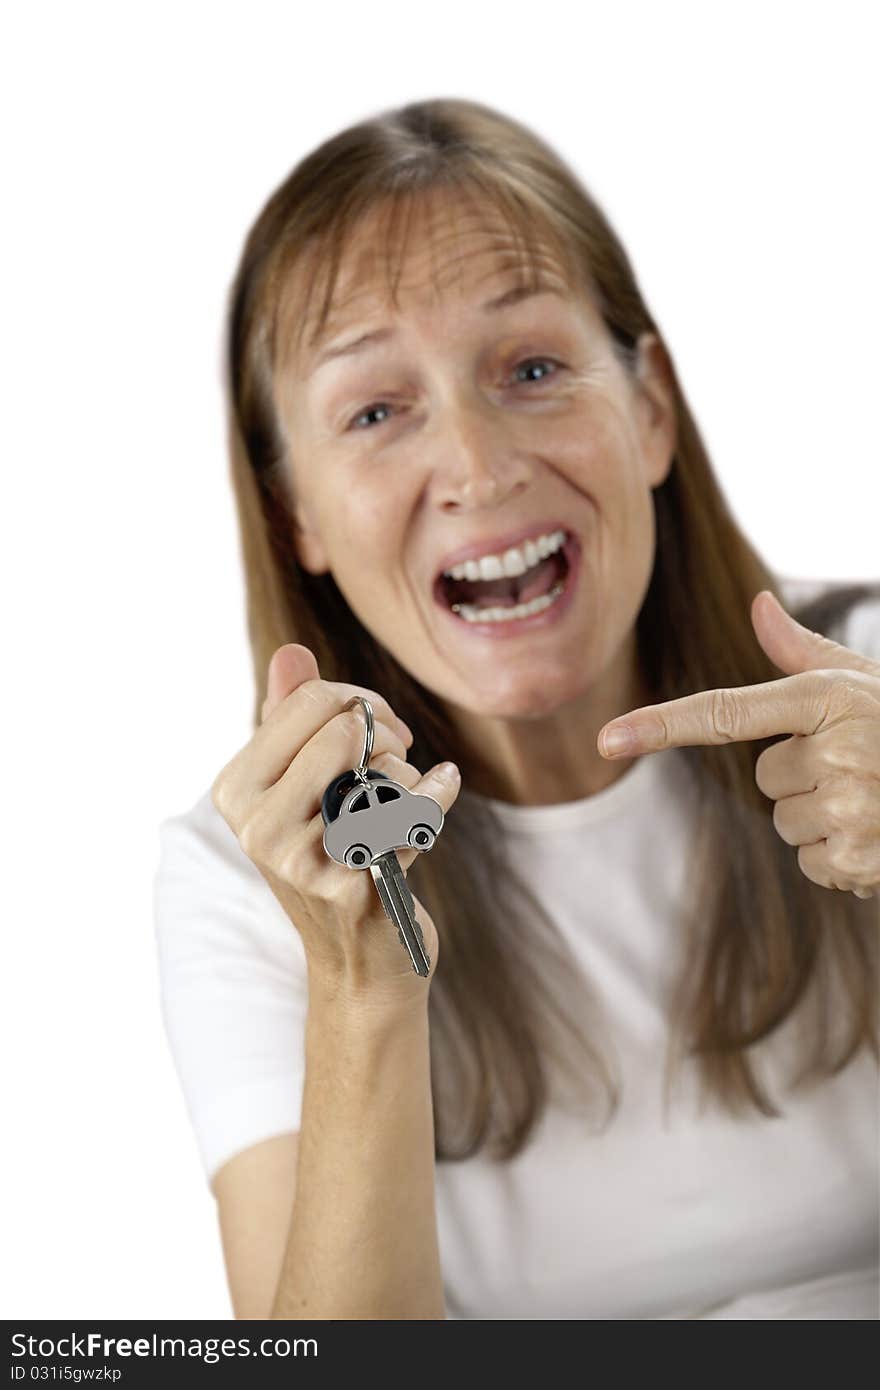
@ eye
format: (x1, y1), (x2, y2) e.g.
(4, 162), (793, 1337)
(345, 357), (566, 432)
(511, 356), (565, 385)
(348, 402), (394, 432)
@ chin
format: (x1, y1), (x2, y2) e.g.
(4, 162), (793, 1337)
(457, 668), (593, 721)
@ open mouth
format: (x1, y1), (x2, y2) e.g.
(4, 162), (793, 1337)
(433, 529), (574, 625)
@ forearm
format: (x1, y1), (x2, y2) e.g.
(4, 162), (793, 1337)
(271, 984), (444, 1320)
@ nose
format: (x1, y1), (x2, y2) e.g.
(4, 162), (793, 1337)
(430, 391), (532, 512)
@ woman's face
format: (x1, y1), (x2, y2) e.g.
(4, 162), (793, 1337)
(276, 189), (676, 721)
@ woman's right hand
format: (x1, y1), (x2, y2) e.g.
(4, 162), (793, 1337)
(210, 644), (461, 1007)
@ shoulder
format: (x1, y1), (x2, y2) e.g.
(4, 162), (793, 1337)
(153, 788), (309, 1184)
(156, 786), (266, 900)
(154, 786), (306, 980)
(778, 574), (880, 660)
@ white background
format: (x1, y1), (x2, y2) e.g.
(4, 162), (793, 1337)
(2, 0), (877, 1319)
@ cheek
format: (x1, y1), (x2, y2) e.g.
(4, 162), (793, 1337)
(314, 473), (409, 580)
(540, 395), (646, 501)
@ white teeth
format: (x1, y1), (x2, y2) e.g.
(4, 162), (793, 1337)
(443, 528), (566, 581)
(477, 553), (504, 581)
(453, 581), (566, 624)
(500, 546), (529, 578)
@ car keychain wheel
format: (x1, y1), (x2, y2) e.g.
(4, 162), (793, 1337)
(407, 824), (436, 851)
(343, 843), (372, 869)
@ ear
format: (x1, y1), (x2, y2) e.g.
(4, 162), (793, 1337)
(632, 332), (677, 489)
(291, 496), (331, 576)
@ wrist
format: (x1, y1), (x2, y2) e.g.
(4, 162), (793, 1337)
(306, 966), (431, 1030)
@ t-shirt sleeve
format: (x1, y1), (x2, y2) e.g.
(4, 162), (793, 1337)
(153, 787), (310, 1186)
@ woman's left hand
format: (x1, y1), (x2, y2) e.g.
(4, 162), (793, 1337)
(598, 589), (880, 899)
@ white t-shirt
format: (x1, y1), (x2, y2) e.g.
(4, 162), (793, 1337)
(153, 579), (880, 1320)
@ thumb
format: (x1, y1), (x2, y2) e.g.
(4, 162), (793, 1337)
(750, 588), (878, 677)
(261, 644), (321, 722)
(394, 759), (462, 873)
(417, 759), (462, 806)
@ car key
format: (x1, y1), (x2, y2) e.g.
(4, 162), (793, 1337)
(321, 758), (442, 976)
(370, 842), (432, 978)
(321, 696), (445, 977)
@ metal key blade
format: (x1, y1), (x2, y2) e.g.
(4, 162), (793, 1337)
(369, 851), (431, 977)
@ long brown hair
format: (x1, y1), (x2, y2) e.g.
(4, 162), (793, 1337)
(222, 97), (878, 1161)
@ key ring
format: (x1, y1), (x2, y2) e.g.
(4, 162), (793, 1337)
(342, 695), (374, 788)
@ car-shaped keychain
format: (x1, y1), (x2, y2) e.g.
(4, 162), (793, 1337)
(322, 768), (445, 868)
(320, 696), (446, 977)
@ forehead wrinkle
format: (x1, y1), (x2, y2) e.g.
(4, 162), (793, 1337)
(281, 188), (580, 385)
(323, 236), (568, 336)
(350, 182), (557, 302)
(385, 190), (557, 306)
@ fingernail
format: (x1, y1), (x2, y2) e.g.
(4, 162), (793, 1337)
(601, 725), (635, 757)
(397, 717), (414, 743)
(437, 761), (460, 780)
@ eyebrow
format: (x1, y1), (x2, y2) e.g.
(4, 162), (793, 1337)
(308, 284), (568, 375)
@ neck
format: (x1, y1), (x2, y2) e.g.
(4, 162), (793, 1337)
(444, 629), (652, 807)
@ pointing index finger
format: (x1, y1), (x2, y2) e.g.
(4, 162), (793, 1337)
(598, 671), (835, 756)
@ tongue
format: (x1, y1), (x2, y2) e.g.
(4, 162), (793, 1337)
(517, 552), (562, 604)
(466, 553), (560, 609)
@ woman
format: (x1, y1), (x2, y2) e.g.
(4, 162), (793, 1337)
(154, 98), (880, 1320)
